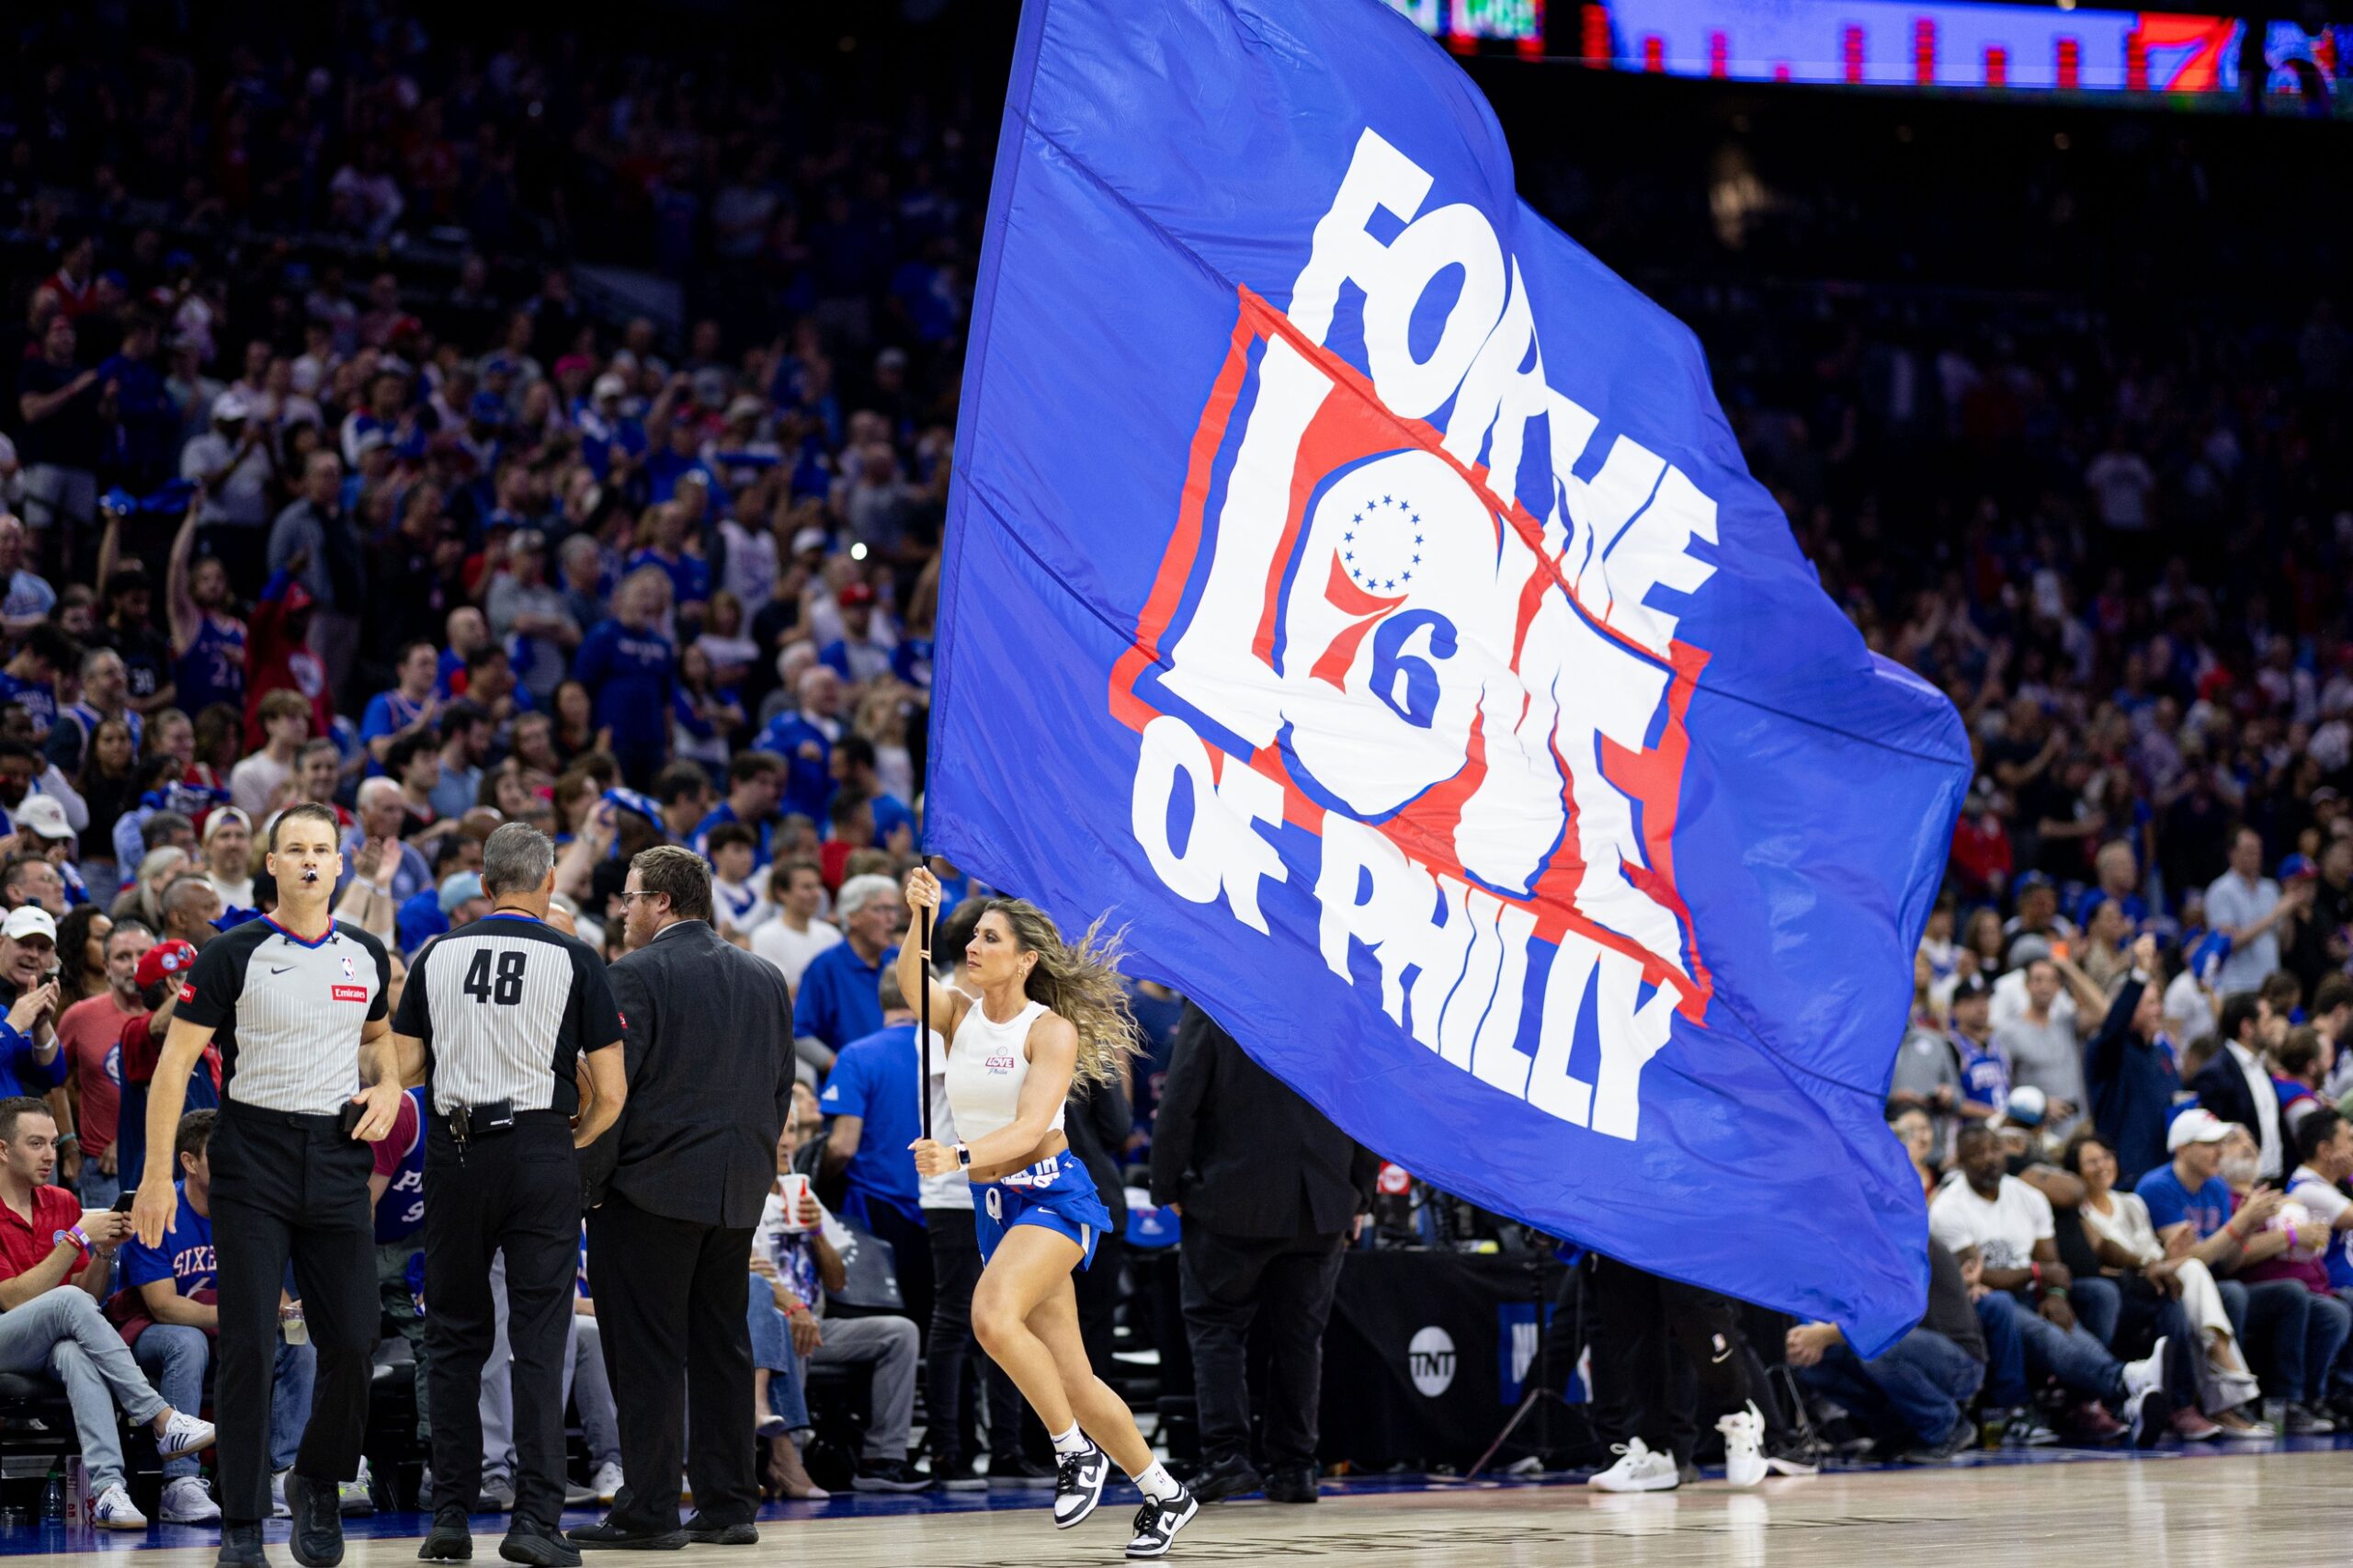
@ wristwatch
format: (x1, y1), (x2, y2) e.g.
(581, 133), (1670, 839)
(955, 1143), (972, 1168)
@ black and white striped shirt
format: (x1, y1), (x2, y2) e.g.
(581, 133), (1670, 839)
(176, 918), (392, 1115)
(394, 914), (622, 1115)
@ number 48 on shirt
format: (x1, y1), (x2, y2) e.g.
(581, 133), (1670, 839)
(463, 949), (529, 1006)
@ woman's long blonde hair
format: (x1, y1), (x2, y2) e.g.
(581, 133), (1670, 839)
(983, 899), (1141, 1087)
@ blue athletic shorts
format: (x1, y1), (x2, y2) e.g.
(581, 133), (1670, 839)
(972, 1152), (1115, 1270)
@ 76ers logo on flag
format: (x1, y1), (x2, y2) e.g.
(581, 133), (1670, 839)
(1111, 129), (1726, 1142)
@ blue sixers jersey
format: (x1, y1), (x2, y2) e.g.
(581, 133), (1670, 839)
(176, 613), (247, 717)
(372, 1086), (428, 1244)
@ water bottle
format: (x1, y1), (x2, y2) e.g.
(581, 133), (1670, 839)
(39, 1466), (64, 1522)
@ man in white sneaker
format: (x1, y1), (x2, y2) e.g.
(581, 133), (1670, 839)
(115, 1108), (320, 1525)
(0, 1095), (214, 1529)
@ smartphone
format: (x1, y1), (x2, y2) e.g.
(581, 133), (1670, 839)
(110, 1189), (136, 1213)
(338, 1102), (367, 1139)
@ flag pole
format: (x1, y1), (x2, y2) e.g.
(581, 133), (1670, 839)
(919, 902), (935, 1142)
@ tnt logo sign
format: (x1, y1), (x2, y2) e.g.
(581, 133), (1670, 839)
(1112, 129), (1724, 1142)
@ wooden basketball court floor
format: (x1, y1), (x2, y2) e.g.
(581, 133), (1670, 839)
(9, 1445), (2353, 1568)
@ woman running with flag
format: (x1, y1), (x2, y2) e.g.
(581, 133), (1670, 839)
(900, 868), (1198, 1559)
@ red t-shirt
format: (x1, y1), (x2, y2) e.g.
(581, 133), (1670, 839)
(0, 1183), (85, 1284)
(55, 994), (133, 1157)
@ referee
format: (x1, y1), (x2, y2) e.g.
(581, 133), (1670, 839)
(392, 824), (626, 1568)
(132, 802), (404, 1568)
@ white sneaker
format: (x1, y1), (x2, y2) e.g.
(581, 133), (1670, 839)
(270, 1469), (291, 1519)
(590, 1461), (624, 1505)
(1588, 1437), (1680, 1493)
(156, 1409), (217, 1461)
(2121, 1335), (2169, 1438)
(160, 1476), (222, 1524)
(1716, 1403), (1767, 1488)
(92, 1483), (149, 1531)
(340, 1456), (376, 1516)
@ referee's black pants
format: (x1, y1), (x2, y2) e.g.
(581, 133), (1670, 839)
(422, 1111), (580, 1530)
(585, 1194), (757, 1532)
(208, 1104), (378, 1526)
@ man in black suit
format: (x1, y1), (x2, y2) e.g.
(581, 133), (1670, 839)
(572, 846), (796, 1551)
(1149, 1003), (1375, 1505)
(2190, 990), (2287, 1181)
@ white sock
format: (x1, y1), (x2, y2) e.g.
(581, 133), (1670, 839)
(1051, 1424), (1090, 1457)
(1134, 1461), (1182, 1502)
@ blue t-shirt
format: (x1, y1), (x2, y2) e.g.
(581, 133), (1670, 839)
(373, 1088), (428, 1245)
(626, 547), (711, 611)
(752, 712), (835, 823)
(0, 1023), (54, 1098)
(1957, 1034), (2008, 1118)
(691, 801), (774, 869)
(119, 1180), (215, 1299)
(867, 793), (915, 850)
(793, 941), (897, 1053)
(819, 1023), (925, 1226)
(2134, 1164), (2234, 1240)
(572, 620), (676, 750)
(0, 670), (58, 739)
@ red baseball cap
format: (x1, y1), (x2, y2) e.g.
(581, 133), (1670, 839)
(134, 939), (199, 991)
(837, 581), (875, 608)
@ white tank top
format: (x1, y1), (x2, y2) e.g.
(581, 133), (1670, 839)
(945, 995), (1063, 1144)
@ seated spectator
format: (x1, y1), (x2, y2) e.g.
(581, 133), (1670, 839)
(750, 1106), (926, 1493)
(338, 778), (433, 903)
(750, 858), (840, 994)
(1929, 1125), (2171, 1443)
(1787, 1241), (1984, 1463)
(818, 969), (933, 1326)
(112, 938), (214, 1189)
(2280, 1108), (2353, 1422)
(115, 1109), (318, 1524)
(2275, 1027), (2332, 1138)
(2214, 1121), (2350, 1428)
(0, 1096), (214, 1530)
(1890, 1106), (1939, 1201)
(2135, 1108), (2325, 1433)
(2063, 1129), (2258, 1437)
(0, 905), (64, 1108)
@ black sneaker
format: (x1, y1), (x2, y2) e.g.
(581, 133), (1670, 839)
(498, 1526), (583, 1567)
(1126, 1486), (1199, 1559)
(1187, 1454), (1264, 1504)
(1763, 1432), (1824, 1476)
(286, 1472), (347, 1568)
(219, 1523), (267, 1568)
(1899, 1418), (1979, 1467)
(679, 1515), (758, 1546)
(565, 1520), (688, 1551)
(420, 1510), (475, 1562)
(989, 1454), (1059, 1488)
(931, 1451), (990, 1492)
(1052, 1442), (1110, 1528)
(1263, 1466), (1318, 1504)
(850, 1459), (934, 1494)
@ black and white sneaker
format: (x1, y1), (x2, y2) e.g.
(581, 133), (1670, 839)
(1052, 1443), (1109, 1528)
(1125, 1486), (1199, 1559)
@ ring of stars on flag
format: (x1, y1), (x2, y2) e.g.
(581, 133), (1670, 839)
(1341, 491), (1425, 597)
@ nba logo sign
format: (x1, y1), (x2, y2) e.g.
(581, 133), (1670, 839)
(1108, 128), (1730, 1142)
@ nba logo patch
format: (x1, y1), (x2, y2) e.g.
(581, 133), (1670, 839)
(341, 955), (357, 981)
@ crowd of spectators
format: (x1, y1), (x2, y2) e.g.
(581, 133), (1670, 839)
(0, 0), (2345, 1534)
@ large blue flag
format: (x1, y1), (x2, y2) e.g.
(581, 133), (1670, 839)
(929, 0), (1969, 1353)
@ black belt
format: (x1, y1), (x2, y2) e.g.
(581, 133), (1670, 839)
(222, 1101), (349, 1132)
(432, 1102), (569, 1142)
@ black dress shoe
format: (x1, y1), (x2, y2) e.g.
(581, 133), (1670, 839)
(566, 1520), (688, 1552)
(1264, 1466), (1319, 1504)
(419, 1511), (474, 1562)
(1188, 1454), (1265, 1504)
(218, 1523), (267, 1568)
(680, 1515), (759, 1546)
(988, 1453), (1058, 1487)
(499, 1525), (584, 1567)
(285, 1472), (347, 1568)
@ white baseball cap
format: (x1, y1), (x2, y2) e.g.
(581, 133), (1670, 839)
(2, 906), (56, 943)
(2166, 1107), (2234, 1153)
(211, 389), (252, 423)
(11, 795), (72, 843)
